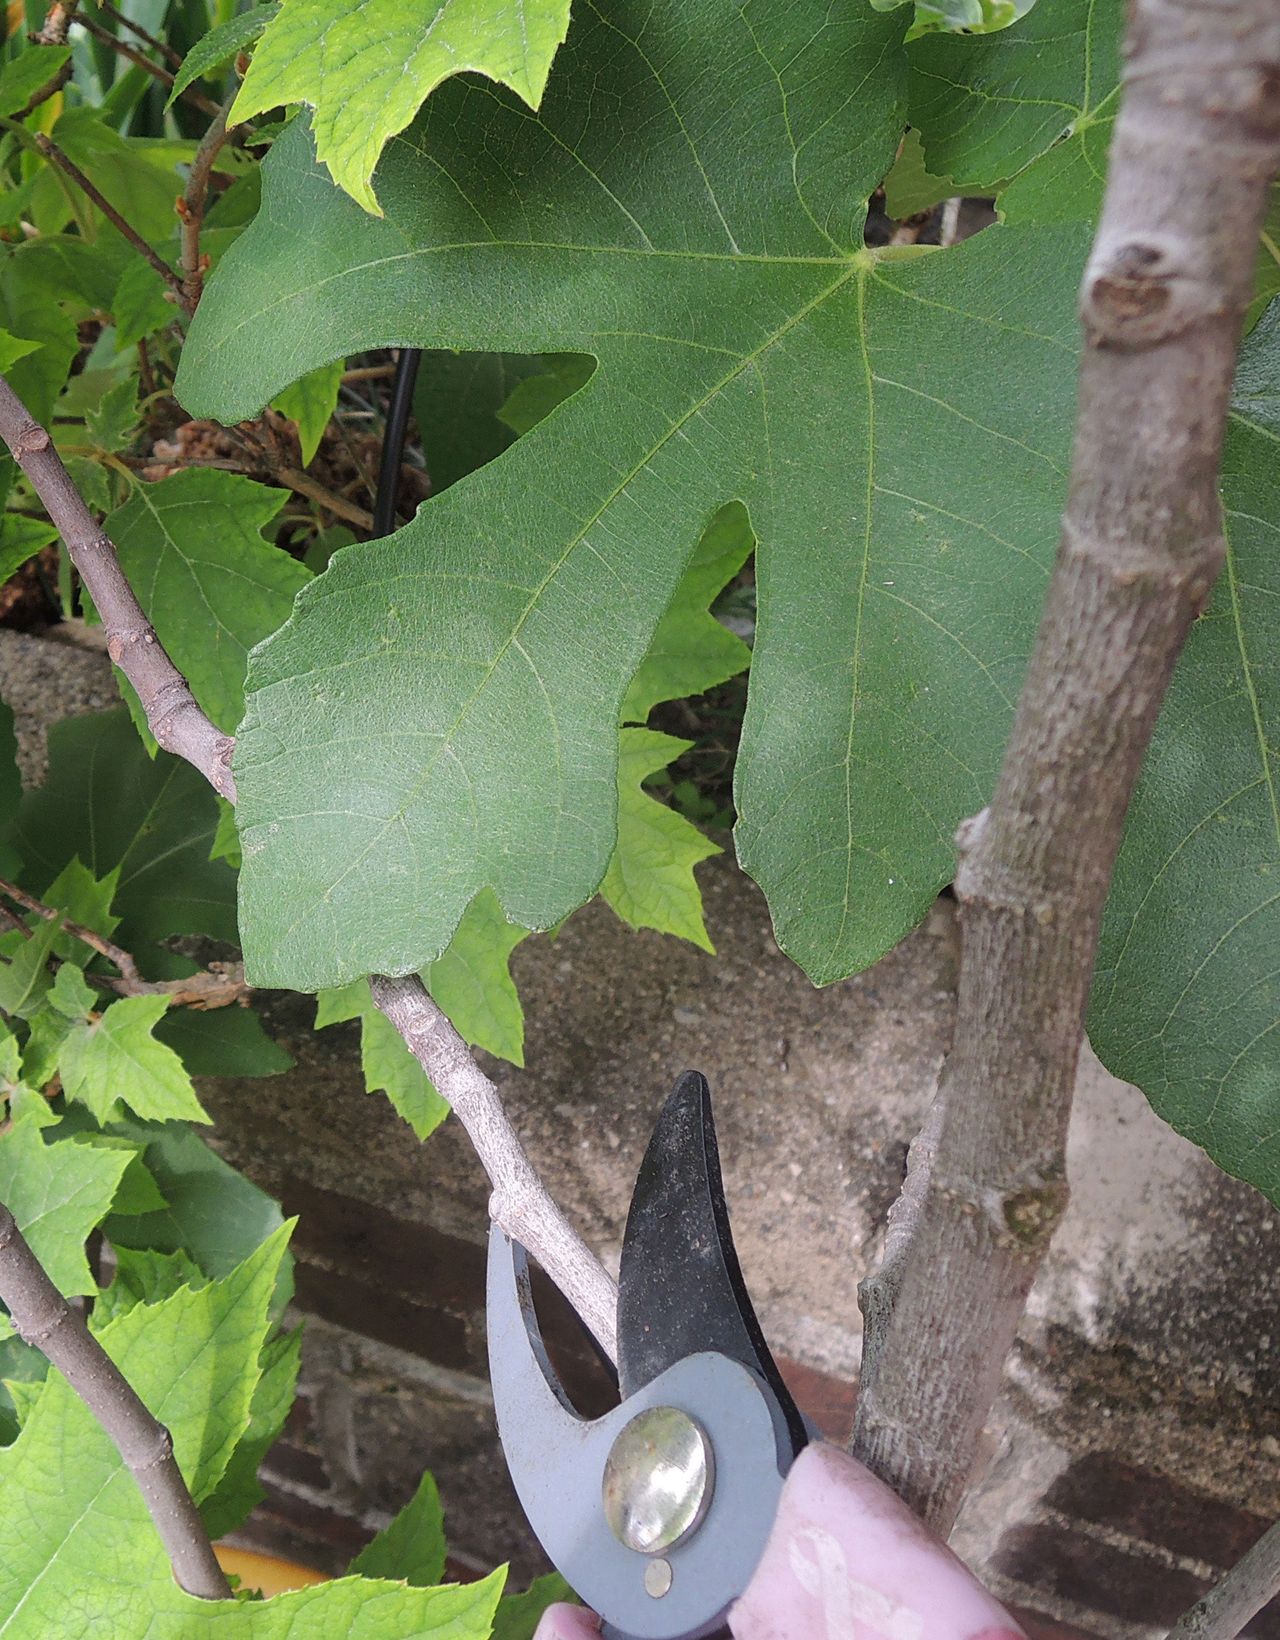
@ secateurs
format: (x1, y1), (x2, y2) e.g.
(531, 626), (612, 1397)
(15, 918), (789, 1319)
(487, 1070), (809, 1640)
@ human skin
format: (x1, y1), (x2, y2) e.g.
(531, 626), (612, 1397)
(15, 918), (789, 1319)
(533, 1443), (1025, 1640)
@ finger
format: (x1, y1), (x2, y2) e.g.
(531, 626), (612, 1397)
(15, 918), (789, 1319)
(729, 1443), (1026, 1640)
(533, 1601), (602, 1639)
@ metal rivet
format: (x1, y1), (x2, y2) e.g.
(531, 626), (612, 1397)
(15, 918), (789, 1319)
(644, 1558), (673, 1599)
(601, 1405), (714, 1555)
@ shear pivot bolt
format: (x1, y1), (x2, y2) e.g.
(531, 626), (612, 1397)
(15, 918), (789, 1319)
(601, 1406), (714, 1555)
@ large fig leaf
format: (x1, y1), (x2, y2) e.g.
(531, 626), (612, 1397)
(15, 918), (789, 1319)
(180, 1), (1095, 991)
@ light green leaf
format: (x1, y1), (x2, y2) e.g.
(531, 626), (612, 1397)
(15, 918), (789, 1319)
(109, 1152), (169, 1219)
(0, 1225), (299, 1637)
(0, 246), (80, 432)
(230, 0), (574, 213)
(315, 980), (449, 1140)
(491, 1573), (577, 1640)
(180, 6), (944, 990)
(415, 351), (556, 493)
(58, 993), (212, 1125)
(107, 471), (304, 735)
(9, 708), (238, 955)
(423, 888), (530, 1066)
(40, 858), (121, 964)
(602, 729), (720, 953)
(45, 959), (97, 1019)
(103, 1120), (289, 1285)
(1089, 309), (1280, 1206)
(621, 502), (752, 725)
(96, 1246), (205, 1325)
(0, 47), (71, 118)
(169, 4), (281, 108)
(0, 1122), (132, 1300)
(86, 375), (141, 454)
(210, 797), (242, 868)
(201, 1325), (302, 1540)
(349, 1469), (446, 1586)
(271, 357), (344, 465)
(0, 515), (57, 585)
(0, 329), (39, 374)
(882, 129), (955, 221)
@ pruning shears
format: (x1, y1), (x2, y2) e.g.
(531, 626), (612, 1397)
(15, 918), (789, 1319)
(487, 1070), (809, 1640)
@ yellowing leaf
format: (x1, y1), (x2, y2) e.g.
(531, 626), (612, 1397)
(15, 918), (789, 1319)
(602, 729), (720, 953)
(231, 0), (573, 213)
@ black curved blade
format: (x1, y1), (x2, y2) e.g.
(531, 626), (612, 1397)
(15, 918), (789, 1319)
(617, 1070), (806, 1458)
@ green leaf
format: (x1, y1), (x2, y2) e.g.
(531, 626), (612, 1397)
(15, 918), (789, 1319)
(349, 1470), (446, 1586)
(602, 729), (720, 953)
(177, 6), (939, 990)
(882, 129), (955, 221)
(9, 708), (238, 954)
(621, 502), (752, 725)
(58, 992), (212, 1125)
(1089, 309), (1280, 1206)
(0, 46), (71, 118)
(414, 351), (561, 493)
(109, 1151), (169, 1218)
(0, 246), (80, 430)
(113, 254), (177, 349)
(200, 1325), (302, 1540)
(495, 353), (595, 438)
(0, 1225), (294, 1635)
(0, 1122), (132, 1301)
(40, 857), (121, 963)
(230, 0), (574, 213)
(96, 1246), (205, 1325)
(0, 329), (40, 374)
(103, 1119), (289, 1284)
(270, 358), (344, 465)
(491, 1573), (577, 1640)
(169, 4), (282, 108)
(107, 472), (304, 735)
(422, 888), (530, 1065)
(0, 515), (56, 585)
(153, 1005), (294, 1079)
(907, 0), (1122, 200)
(0, 1334), (48, 1446)
(0, 913), (61, 1019)
(315, 980), (449, 1140)
(86, 375), (141, 454)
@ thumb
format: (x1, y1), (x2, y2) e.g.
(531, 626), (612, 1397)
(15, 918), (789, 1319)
(729, 1444), (1026, 1640)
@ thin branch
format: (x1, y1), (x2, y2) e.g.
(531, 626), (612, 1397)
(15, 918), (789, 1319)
(33, 135), (185, 305)
(1166, 1520), (1280, 1639)
(368, 975), (617, 1360)
(75, 15), (221, 118)
(0, 380), (236, 798)
(0, 878), (249, 1009)
(851, 0), (1280, 1533)
(277, 464), (373, 530)
(0, 1203), (231, 1600)
(178, 90), (240, 316)
(96, 1), (183, 70)
(0, 373), (615, 1360)
(13, 52), (74, 120)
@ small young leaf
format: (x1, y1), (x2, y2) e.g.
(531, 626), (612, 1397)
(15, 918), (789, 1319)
(107, 471), (304, 734)
(0, 913), (61, 1019)
(315, 980), (449, 1141)
(168, 4), (281, 108)
(58, 994), (211, 1125)
(602, 730), (720, 953)
(0, 330), (40, 374)
(270, 358), (344, 465)
(96, 1246), (204, 1325)
(422, 889), (530, 1067)
(230, 0), (573, 213)
(349, 1470), (446, 1587)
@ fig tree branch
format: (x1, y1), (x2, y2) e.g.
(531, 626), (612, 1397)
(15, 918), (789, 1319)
(179, 91), (240, 315)
(851, 0), (1280, 1533)
(0, 1202), (232, 1600)
(1166, 1519), (1280, 1639)
(0, 371), (617, 1361)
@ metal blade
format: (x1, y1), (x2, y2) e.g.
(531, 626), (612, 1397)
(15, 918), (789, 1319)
(616, 1071), (806, 1458)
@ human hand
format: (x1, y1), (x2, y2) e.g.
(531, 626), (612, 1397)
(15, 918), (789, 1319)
(534, 1442), (1025, 1640)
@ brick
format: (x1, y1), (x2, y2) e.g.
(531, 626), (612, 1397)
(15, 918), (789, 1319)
(995, 1524), (1206, 1625)
(1047, 1452), (1272, 1568)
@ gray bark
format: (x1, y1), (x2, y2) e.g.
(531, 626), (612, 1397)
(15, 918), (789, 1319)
(1167, 1519), (1280, 1639)
(851, 0), (1280, 1533)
